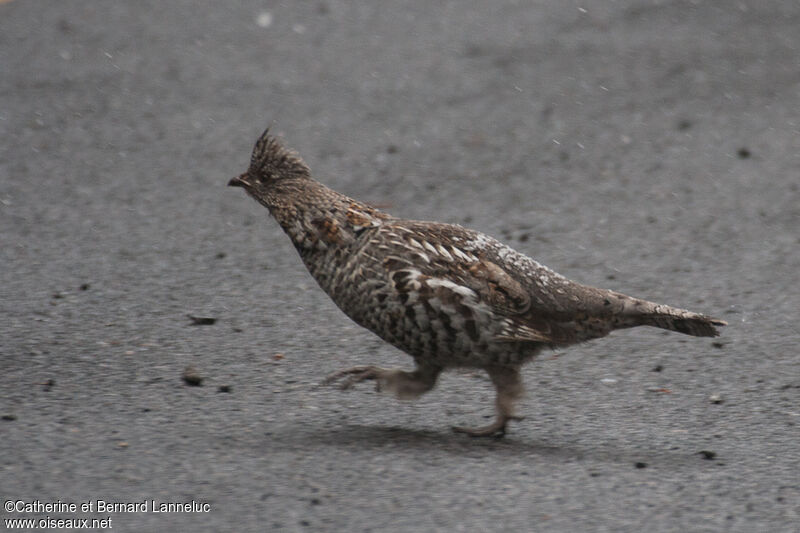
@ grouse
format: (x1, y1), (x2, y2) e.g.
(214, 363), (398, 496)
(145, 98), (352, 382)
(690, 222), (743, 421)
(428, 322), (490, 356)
(228, 128), (726, 437)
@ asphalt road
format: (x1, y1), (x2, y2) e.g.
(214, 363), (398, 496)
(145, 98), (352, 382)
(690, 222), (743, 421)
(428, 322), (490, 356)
(2, 1), (798, 531)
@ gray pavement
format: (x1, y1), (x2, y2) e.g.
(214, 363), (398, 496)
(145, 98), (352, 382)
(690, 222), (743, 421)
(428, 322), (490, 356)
(1, 1), (798, 531)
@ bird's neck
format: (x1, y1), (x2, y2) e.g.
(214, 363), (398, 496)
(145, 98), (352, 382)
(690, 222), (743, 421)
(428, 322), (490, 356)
(260, 178), (390, 252)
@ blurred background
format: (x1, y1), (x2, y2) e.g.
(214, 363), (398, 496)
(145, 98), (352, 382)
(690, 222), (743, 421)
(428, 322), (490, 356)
(2, 1), (798, 531)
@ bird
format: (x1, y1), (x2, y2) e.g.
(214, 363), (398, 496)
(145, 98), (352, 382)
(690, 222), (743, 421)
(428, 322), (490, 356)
(228, 128), (726, 437)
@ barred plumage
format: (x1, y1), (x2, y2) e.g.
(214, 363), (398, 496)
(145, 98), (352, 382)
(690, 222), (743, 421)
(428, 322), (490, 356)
(229, 129), (726, 436)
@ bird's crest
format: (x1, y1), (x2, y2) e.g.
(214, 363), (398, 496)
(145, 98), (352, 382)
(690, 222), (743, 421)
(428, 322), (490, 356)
(249, 128), (310, 179)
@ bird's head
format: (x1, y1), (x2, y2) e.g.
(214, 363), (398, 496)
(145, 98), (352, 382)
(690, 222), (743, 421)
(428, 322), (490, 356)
(228, 128), (310, 192)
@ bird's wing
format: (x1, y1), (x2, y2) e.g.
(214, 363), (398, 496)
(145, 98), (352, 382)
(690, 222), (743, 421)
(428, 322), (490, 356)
(375, 221), (578, 344)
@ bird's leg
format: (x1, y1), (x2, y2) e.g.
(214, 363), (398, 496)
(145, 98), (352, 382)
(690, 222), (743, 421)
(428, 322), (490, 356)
(453, 365), (524, 438)
(323, 363), (441, 400)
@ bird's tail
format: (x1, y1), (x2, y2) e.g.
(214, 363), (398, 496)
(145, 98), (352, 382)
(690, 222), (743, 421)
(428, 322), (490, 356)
(640, 308), (726, 337)
(615, 294), (727, 337)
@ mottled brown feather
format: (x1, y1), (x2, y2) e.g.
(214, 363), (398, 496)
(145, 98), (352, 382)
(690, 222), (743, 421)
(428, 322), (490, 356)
(229, 130), (726, 436)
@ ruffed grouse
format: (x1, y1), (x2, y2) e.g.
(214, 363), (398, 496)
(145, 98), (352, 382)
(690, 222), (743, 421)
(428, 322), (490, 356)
(229, 129), (726, 437)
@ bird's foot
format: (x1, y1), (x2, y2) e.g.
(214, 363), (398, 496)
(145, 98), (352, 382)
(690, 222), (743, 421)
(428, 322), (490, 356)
(322, 366), (387, 391)
(452, 415), (525, 438)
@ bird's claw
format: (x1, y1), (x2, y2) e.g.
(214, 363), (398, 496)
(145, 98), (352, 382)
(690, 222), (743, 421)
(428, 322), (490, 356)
(322, 366), (383, 390)
(452, 415), (525, 438)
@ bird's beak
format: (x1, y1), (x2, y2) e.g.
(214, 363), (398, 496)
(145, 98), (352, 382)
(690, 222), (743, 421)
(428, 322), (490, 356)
(228, 173), (250, 187)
